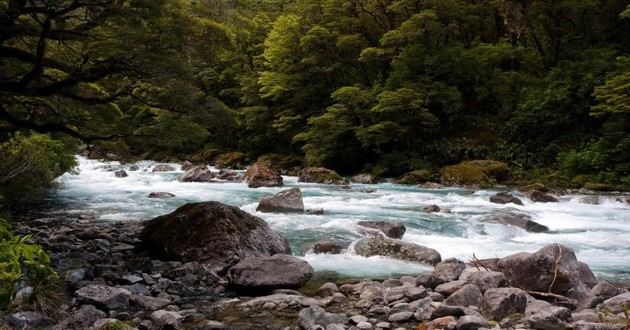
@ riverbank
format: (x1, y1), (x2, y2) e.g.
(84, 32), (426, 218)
(3, 209), (630, 330)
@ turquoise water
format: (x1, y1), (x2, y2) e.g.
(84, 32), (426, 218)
(49, 157), (630, 280)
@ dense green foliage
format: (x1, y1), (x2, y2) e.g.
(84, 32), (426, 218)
(1, 0), (630, 188)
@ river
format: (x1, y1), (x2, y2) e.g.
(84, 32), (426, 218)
(46, 156), (630, 281)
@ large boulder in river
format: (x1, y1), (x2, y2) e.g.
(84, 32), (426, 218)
(484, 211), (549, 233)
(357, 220), (406, 239)
(228, 254), (313, 292)
(256, 188), (304, 213)
(298, 167), (349, 185)
(140, 202), (291, 272)
(529, 190), (559, 203)
(244, 164), (283, 188)
(352, 173), (381, 184)
(489, 192), (523, 205)
(354, 235), (441, 266)
(179, 165), (214, 182)
(497, 244), (591, 299)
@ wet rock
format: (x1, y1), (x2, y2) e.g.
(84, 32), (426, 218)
(52, 305), (105, 330)
(228, 254), (313, 292)
(426, 316), (456, 329)
(580, 196), (601, 205)
(529, 190), (559, 203)
(590, 281), (622, 299)
(244, 164), (283, 188)
(181, 161), (195, 171)
(128, 164), (140, 171)
(75, 285), (131, 310)
(482, 287), (527, 320)
(307, 208), (325, 215)
(131, 294), (171, 310)
(357, 220), (406, 239)
(432, 258), (466, 282)
(423, 204), (441, 213)
(498, 244), (590, 299)
(431, 305), (466, 318)
(114, 170), (128, 178)
(256, 188), (304, 213)
(489, 192), (523, 205)
(456, 315), (489, 330)
(151, 310), (183, 329)
(317, 283), (339, 297)
(354, 235), (441, 266)
(571, 309), (600, 323)
(153, 164), (176, 172)
(599, 292), (630, 314)
(417, 273), (444, 289)
(179, 165), (214, 182)
(313, 240), (347, 254)
(298, 305), (348, 329)
(148, 192), (176, 199)
(445, 284), (482, 307)
(352, 173), (381, 184)
(435, 280), (468, 296)
(485, 211), (549, 233)
(141, 202), (290, 272)
(524, 306), (570, 330)
(299, 167), (349, 185)
(216, 169), (242, 181)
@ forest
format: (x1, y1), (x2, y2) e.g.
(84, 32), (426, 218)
(2, 0), (630, 206)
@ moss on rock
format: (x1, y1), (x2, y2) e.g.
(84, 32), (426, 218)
(439, 160), (509, 187)
(215, 152), (248, 169)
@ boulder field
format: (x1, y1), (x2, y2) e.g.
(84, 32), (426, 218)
(3, 202), (629, 330)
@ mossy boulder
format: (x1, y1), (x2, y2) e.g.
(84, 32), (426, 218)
(440, 160), (509, 187)
(256, 154), (304, 173)
(215, 152), (248, 169)
(298, 167), (349, 185)
(244, 164), (283, 188)
(394, 169), (433, 184)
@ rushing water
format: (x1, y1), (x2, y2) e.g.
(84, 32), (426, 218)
(48, 157), (630, 280)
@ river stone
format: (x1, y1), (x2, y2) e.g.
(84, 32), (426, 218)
(244, 164), (283, 188)
(141, 202), (290, 272)
(497, 244), (590, 299)
(6, 311), (52, 329)
(179, 165), (214, 182)
(435, 280), (468, 296)
(579, 261), (598, 288)
(432, 258), (466, 282)
(482, 287), (527, 320)
(130, 294), (171, 310)
(423, 204), (441, 213)
(298, 167), (349, 185)
(444, 284), (482, 307)
(313, 240), (346, 254)
(352, 173), (380, 184)
(114, 170), (128, 178)
(465, 270), (506, 293)
(151, 310), (183, 329)
(298, 305), (348, 329)
(489, 192), (523, 205)
(529, 190), (559, 202)
(228, 254), (314, 291)
(572, 321), (625, 330)
(148, 192), (175, 198)
(307, 208), (325, 215)
(598, 292), (630, 314)
(524, 306), (570, 330)
(590, 281), (622, 299)
(357, 220), (406, 239)
(256, 187), (304, 213)
(485, 211), (549, 233)
(51, 305), (105, 330)
(354, 235), (441, 266)
(75, 285), (131, 310)
(456, 315), (489, 330)
(388, 311), (413, 322)
(152, 164), (175, 172)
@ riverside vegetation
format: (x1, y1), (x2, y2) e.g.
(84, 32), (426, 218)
(1, 0), (630, 329)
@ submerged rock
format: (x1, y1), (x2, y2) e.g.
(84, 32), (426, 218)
(152, 164), (175, 172)
(529, 190), (559, 203)
(244, 164), (283, 188)
(354, 235), (441, 266)
(140, 201), (290, 272)
(228, 254), (314, 292)
(114, 170), (128, 178)
(423, 204), (441, 213)
(179, 165), (214, 182)
(489, 192), (523, 205)
(313, 240), (347, 254)
(357, 220), (406, 239)
(298, 167), (349, 185)
(256, 187), (304, 213)
(148, 192), (175, 199)
(485, 211), (549, 233)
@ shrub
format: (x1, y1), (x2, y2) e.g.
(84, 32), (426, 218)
(0, 133), (76, 204)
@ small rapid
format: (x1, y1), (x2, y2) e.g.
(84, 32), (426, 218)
(48, 157), (630, 280)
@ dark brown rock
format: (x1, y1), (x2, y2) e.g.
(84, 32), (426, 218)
(256, 188), (304, 213)
(244, 164), (283, 188)
(179, 165), (214, 182)
(529, 190), (559, 203)
(489, 192), (523, 205)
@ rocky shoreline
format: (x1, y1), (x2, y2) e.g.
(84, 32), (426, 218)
(2, 198), (630, 330)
